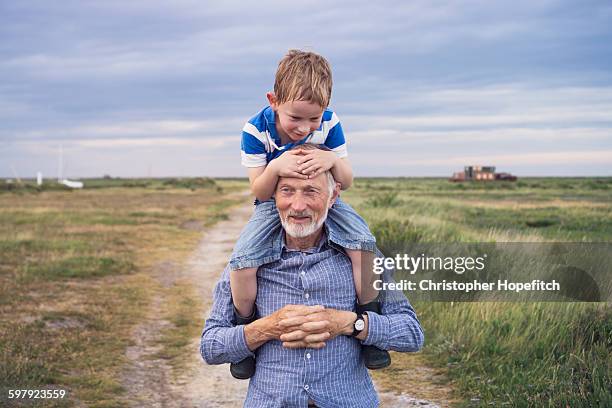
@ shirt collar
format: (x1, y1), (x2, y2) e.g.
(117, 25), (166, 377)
(264, 105), (276, 124)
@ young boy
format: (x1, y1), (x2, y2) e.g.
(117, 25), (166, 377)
(229, 49), (390, 379)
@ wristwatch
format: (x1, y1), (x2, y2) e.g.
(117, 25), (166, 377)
(352, 314), (366, 337)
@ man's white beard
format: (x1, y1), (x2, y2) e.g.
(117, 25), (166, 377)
(280, 207), (328, 239)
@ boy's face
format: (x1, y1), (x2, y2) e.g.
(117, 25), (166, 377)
(267, 92), (325, 142)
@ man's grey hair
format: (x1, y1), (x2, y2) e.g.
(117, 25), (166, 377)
(324, 170), (336, 197)
(288, 143), (338, 198)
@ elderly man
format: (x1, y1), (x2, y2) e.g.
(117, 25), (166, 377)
(200, 169), (424, 407)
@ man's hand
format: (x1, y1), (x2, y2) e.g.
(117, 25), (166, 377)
(244, 305), (324, 351)
(295, 148), (338, 178)
(278, 308), (357, 349)
(270, 150), (309, 179)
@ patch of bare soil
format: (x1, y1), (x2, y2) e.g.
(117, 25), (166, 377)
(375, 353), (458, 407)
(121, 196), (455, 407)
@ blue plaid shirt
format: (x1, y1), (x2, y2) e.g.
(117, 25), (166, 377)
(201, 233), (424, 408)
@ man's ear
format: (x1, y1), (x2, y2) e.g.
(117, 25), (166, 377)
(328, 182), (341, 208)
(266, 92), (278, 109)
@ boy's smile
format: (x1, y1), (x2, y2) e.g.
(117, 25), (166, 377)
(267, 92), (324, 144)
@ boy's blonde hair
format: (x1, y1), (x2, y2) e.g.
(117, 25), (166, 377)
(274, 49), (333, 108)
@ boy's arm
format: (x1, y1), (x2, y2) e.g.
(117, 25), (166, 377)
(330, 157), (353, 190)
(248, 165), (277, 202)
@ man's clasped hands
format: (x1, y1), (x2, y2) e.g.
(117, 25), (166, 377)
(244, 305), (361, 350)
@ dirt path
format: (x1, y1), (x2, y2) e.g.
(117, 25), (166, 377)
(121, 198), (455, 407)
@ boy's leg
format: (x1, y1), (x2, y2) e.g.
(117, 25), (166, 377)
(229, 267), (258, 318)
(347, 249), (391, 370)
(228, 267), (258, 379)
(347, 249), (378, 305)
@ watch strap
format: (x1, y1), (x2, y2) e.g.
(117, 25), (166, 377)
(352, 314), (365, 337)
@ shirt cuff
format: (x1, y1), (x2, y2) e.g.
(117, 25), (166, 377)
(227, 325), (255, 362)
(362, 311), (389, 349)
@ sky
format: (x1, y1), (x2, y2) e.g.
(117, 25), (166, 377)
(1, 0), (611, 178)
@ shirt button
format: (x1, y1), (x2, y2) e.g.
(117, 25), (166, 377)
(304, 293), (310, 299)
(304, 384), (309, 390)
(300, 271), (306, 276)
(306, 353), (311, 359)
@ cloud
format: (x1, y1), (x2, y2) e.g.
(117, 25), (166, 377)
(1, 118), (243, 142)
(1, 1), (611, 176)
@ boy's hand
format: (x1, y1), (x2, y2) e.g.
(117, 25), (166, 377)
(295, 148), (338, 178)
(271, 150), (309, 179)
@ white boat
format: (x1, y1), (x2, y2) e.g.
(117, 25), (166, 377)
(61, 179), (84, 189)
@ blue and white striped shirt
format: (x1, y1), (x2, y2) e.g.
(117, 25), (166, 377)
(240, 106), (348, 168)
(201, 233), (424, 408)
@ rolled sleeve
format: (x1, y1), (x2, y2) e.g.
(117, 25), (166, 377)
(362, 307), (424, 352)
(362, 311), (390, 348)
(201, 324), (254, 365)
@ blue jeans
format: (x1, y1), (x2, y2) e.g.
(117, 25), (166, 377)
(229, 197), (376, 270)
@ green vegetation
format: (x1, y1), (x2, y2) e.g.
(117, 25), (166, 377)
(343, 178), (612, 407)
(1, 176), (221, 193)
(154, 281), (202, 374)
(2, 177), (609, 406)
(0, 180), (240, 407)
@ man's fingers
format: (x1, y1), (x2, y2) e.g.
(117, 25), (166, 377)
(303, 331), (331, 343)
(280, 330), (306, 342)
(278, 316), (309, 328)
(282, 341), (307, 349)
(282, 341), (327, 349)
(279, 328), (330, 342)
(300, 320), (329, 331)
(278, 318), (328, 333)
(310, 342), (326, 349)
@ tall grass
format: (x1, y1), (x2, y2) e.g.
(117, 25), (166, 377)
(417, 302), (610, 406)
(343, 178), (612, 407)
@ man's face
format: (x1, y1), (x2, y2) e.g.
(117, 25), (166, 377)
(275, 173), (336, 239)
(268, 93), (325, 142)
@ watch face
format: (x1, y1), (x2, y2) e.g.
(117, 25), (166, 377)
(355, 319), (365, 331)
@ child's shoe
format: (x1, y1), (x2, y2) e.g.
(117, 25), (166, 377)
(356, 299), (391, 369)
(230, 307), (257, 379)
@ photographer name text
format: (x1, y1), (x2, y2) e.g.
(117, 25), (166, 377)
(374, 279), (560, 293)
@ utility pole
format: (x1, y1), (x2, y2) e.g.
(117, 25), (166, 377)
(58, 144), (63, 182)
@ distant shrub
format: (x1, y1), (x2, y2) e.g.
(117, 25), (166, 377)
(585, 180), (610, 190)
(162, 177), (220, 191)
(1, 181), (73, 193)
(366, 192), (402, 208)
(121, 180), (151, 188)
(525, 217), (559, 228)
(370, 219), (423, 254)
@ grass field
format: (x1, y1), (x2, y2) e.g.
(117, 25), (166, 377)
(0, 178), (244, 407)
(1, 177), (610, 407)
(341, 177), (612, 407)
